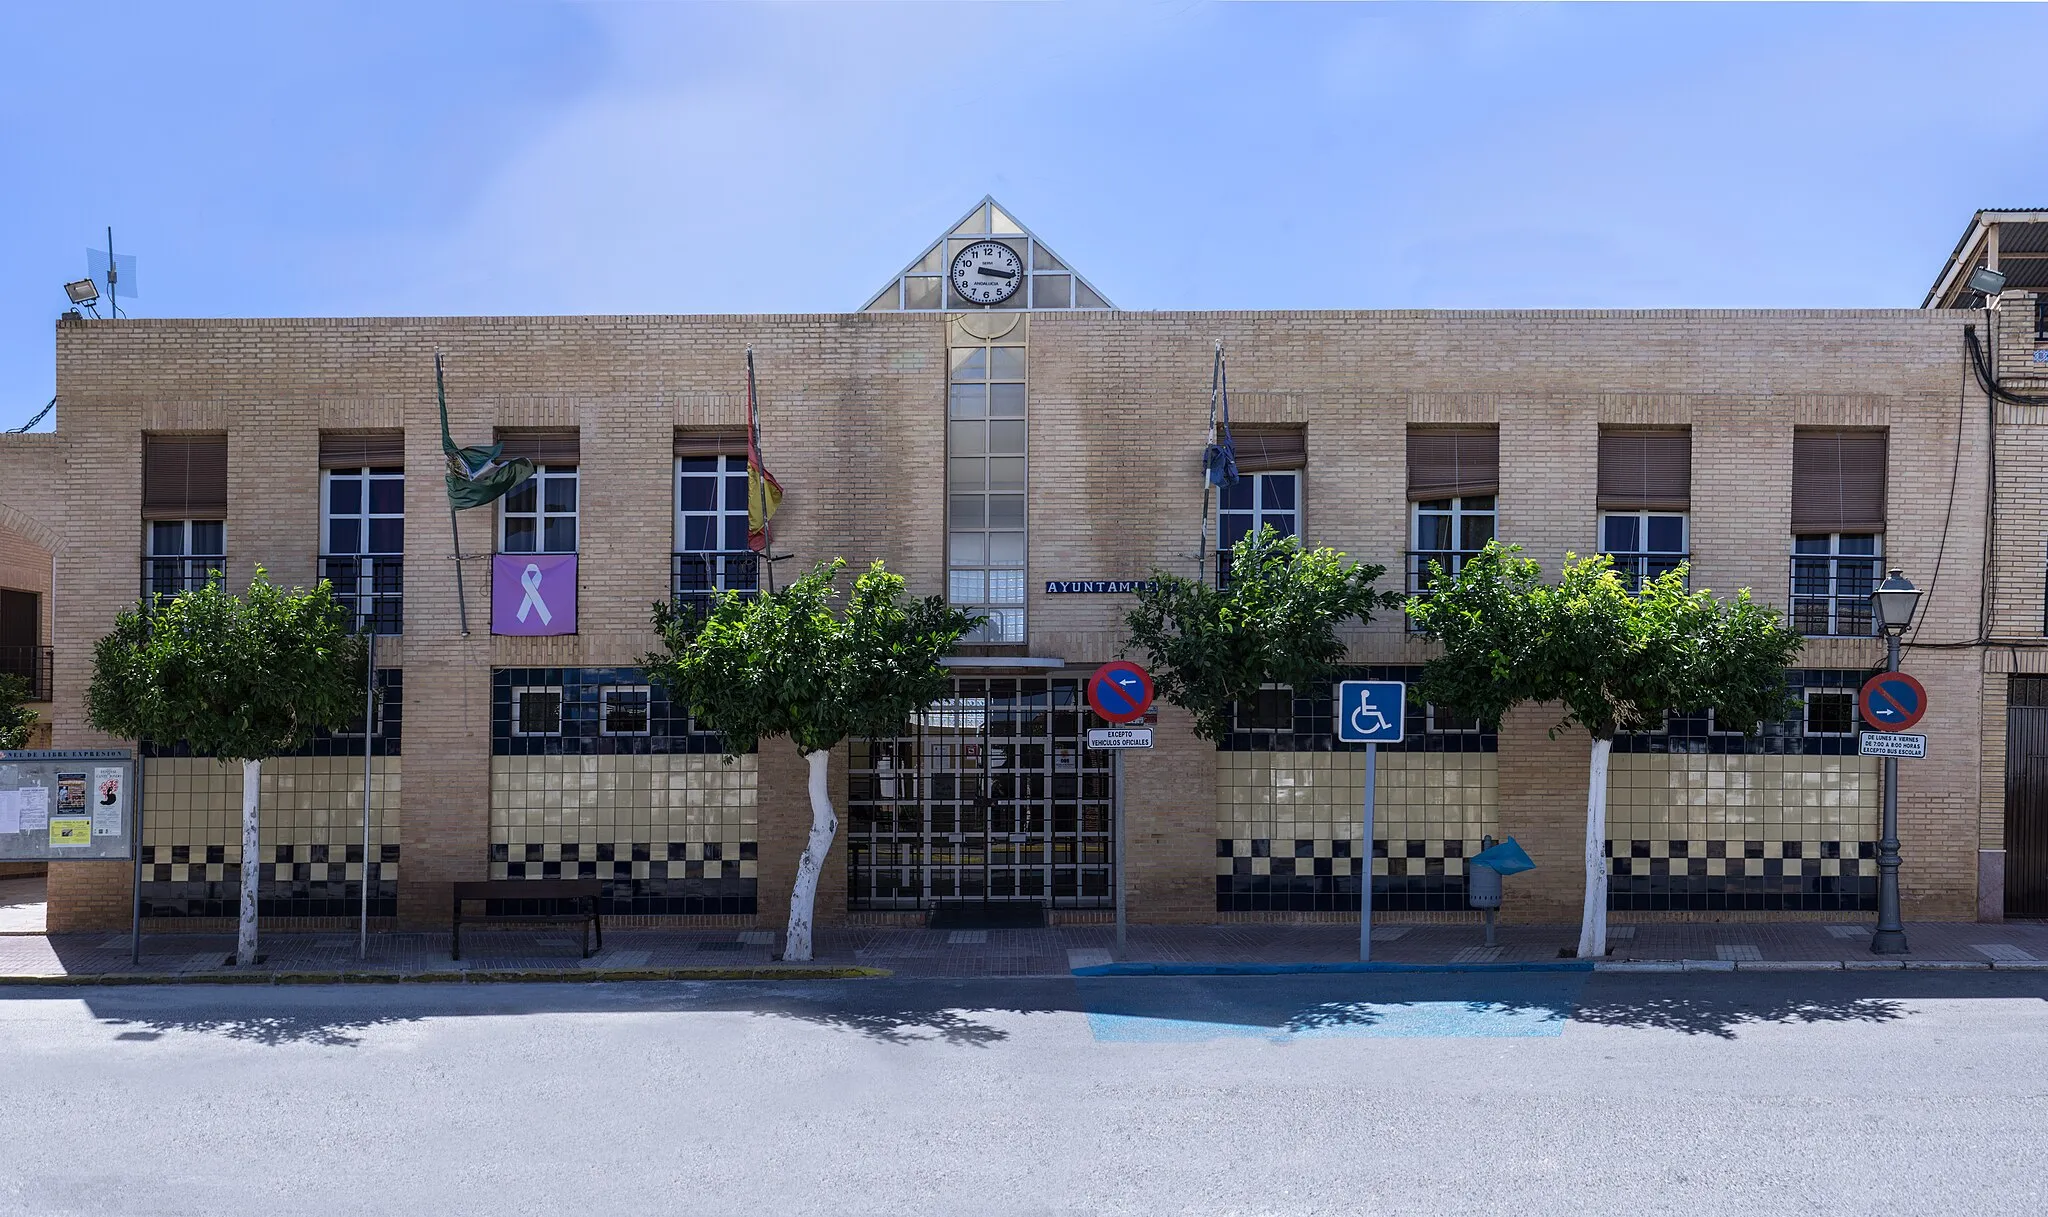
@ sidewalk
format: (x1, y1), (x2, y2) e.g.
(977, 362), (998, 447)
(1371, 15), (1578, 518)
(5, 914), (2048, 984)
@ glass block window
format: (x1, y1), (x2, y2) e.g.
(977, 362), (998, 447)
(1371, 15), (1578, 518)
(1804, 689), (1857, 737)
(501, 466), (578, 554)
(601, 686), (652, 737)
(323, 468), (404, 556)
(1236, 686), (1294, 734)
(949, 338), (1028, 642)
(513, 687), (563, 736)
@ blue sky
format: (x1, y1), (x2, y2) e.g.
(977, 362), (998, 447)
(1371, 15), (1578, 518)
(4, 2), (2045, 430)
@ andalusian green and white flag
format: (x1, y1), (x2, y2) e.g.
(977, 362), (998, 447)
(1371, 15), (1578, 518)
(436, 354), (533, 509)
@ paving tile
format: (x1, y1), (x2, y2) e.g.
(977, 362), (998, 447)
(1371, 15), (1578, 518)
(1971, 943), (2037, 962)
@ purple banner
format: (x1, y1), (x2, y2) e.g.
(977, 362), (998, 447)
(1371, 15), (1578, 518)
(492, 553), (577, 636)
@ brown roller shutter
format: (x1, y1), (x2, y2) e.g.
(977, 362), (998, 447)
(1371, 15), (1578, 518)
(1597, 430), (1691, 511)
(318, 430), (405, 469)
(495, 430), (580, 466)
(1406, 429), (1499, 500)
(141, 434), (227, 519)
(1791, 430), (1887, 533)
(1232, 425), (1307, 474)
(674, 427), (749, 458)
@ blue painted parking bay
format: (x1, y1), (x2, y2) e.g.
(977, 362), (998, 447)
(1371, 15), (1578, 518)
(1074, 973), (1590, 1042)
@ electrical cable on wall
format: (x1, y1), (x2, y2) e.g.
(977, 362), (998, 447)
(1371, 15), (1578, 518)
(7, 397), (54, 433)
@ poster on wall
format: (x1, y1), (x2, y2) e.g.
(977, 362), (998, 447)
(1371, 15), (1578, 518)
(92, 767), (124, 837)
(0, 751), (134, 861)
(19, 785), (48, 831)
(56, 772), (86, 812)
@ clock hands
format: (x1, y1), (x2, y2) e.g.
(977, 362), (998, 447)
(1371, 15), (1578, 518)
(968, 265), (1019, 280)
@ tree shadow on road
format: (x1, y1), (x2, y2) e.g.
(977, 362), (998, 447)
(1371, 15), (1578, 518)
(92, 1007), (427, 1047)
(1569, 992), (1907, 1040)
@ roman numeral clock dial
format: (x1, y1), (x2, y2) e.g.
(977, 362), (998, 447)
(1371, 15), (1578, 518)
(949, 241), (1025, 305)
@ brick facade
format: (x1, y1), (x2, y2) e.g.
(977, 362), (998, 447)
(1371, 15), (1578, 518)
(0, 299), (2028, 929)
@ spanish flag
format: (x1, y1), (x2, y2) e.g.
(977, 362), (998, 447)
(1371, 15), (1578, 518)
(745, 348), (782, 553)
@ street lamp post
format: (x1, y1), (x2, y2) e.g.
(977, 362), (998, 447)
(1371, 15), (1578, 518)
(1869, 569), (1923, 955)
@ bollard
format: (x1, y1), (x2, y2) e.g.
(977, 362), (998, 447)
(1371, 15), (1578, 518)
(1468, 833), (1502, 948)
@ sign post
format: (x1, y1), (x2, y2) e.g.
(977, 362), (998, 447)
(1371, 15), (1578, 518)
(1858, 666), (1927, 954)
(1088, 661), (1155, 955)
(1335, 681), (1406, 961)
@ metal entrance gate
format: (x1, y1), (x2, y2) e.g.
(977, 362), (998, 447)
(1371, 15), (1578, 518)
(847, 677), (1115, 911)
(2007, 677), (2048, 918)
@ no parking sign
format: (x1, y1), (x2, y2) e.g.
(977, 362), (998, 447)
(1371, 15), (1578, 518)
(1858, 672), (1927, 732)
(1088, 661), (1154, 725)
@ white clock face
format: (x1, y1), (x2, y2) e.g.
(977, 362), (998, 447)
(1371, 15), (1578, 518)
(949, 241), (1025, 305)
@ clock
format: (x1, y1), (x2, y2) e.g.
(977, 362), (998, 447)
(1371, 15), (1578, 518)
(949, 241), (1025, 305)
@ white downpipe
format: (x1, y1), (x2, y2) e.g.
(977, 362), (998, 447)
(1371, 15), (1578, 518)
(237, 758), (262, 967)
(1577, 737), (1612, 961)
(783, 748), (837, 963)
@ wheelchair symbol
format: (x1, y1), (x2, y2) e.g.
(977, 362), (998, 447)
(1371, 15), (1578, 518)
(1336, 680), (1406, 743)
(1349, 700), (1394, 738)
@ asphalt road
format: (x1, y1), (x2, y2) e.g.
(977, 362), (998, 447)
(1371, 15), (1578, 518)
(3, 972), (2047, 1217)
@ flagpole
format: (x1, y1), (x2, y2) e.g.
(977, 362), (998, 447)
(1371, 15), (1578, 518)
(1198, 341), (1221, 584)
(436, 355), (472, 636)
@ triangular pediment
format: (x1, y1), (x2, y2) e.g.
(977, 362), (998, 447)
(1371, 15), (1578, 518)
(862, 196), (1114, 313)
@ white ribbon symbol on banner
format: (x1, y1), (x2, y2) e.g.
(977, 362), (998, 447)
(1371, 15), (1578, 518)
(517, 563), (553, 625)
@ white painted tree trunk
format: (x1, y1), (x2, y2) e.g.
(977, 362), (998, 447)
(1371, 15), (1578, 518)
(782, 748), (837, 963)
(237, 758), (262, 966)
(1576, 737), (1612, 961)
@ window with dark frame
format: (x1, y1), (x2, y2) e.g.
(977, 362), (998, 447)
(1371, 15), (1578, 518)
(1789, 430), (1886, 637)
(1804, 689), (1857, 737)
(601, 686), (651, 737)
(1426, 704), (1483, 734)
(512, 687), (564, 736)
(1236, 686), (1294, 733)
(501, 465), (578, 554)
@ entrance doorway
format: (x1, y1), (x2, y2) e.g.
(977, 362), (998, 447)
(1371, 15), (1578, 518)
(2007, 677), (2048, 919)
(847, 677), (1115, 912)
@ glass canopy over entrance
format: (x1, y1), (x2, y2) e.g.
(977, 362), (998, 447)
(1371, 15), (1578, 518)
(861, 196), (1116, 313)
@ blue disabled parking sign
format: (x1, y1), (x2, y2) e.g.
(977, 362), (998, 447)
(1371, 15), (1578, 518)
(1336, 681), (1406, 744)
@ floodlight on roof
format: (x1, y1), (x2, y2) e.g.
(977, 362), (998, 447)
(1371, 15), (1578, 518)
(64, 278), (99, 305)
(1966, 265), (2009, 297)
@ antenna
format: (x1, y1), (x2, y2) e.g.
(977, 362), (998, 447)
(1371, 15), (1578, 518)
(87, 227), (136, 318)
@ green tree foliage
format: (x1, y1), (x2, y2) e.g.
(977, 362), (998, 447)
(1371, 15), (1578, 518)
(644, 559), (979, 758)
(0, 675), (36, 750)
(643, 558), (978, 961)
(87, 570), (367, 761)
(87, 569), (366, 965)
(1123, 527), (1404, 741)
(1407, 542), (1801, 957)
(1405, 544), (1801, 740)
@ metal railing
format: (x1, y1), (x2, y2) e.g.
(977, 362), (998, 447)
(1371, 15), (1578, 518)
(0, 646), (52, 701)
(1406, 549), (1484, 597)
(321, 555), (404, 635)
(671, 550), (762, 619)
(140, 555), (227, 600)
(1789, 554), (1882, 637)
(1405, 549), (1484, 631)
(1604, 551), (1689, 590)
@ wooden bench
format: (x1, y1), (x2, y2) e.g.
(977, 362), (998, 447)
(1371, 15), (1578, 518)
(451, 879), (604, 961)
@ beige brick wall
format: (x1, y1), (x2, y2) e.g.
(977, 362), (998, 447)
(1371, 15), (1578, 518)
(1, 305), (2007, 926)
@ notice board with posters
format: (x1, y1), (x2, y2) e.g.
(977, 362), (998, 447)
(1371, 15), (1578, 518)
(0, 749), (135, 861)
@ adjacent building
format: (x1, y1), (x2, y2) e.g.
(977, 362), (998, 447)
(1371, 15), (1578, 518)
(3, 199), (2044, 932)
